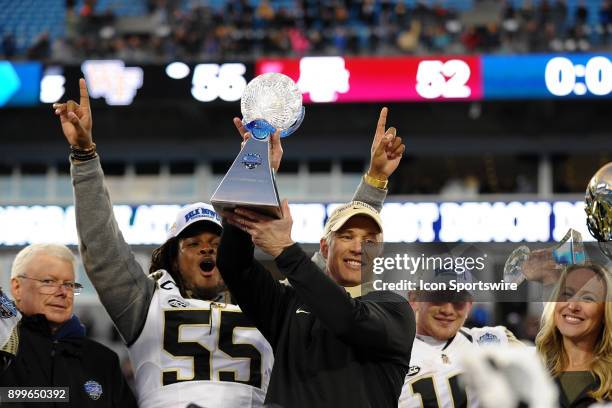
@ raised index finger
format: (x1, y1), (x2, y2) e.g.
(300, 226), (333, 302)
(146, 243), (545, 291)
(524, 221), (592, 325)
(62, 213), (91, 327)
(376, 107), (388, 135)
(79, 78), (90, 109)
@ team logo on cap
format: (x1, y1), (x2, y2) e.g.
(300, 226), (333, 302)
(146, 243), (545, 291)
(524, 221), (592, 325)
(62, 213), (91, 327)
(477, 332), (500, 345)
(184, 207), (220, 224)
(333, 201), (377, 214)
(242, 153), (262, 170)
(0, 293), (17, 319)
(84, 380), (103, 400)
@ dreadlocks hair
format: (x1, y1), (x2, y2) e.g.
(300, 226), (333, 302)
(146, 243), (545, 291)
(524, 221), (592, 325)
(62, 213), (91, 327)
(149, 236), (189, 297)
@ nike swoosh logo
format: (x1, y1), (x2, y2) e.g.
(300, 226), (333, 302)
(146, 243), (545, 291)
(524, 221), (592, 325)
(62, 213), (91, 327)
(296, 308), (310, 314)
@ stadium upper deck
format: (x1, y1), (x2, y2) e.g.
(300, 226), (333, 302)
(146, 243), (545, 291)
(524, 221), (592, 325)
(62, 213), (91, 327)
(0, 0), (610, 61)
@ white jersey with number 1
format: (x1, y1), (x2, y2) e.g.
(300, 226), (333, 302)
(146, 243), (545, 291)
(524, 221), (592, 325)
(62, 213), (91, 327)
(398, 326), (514, 408)
(128, 271), (274, 408)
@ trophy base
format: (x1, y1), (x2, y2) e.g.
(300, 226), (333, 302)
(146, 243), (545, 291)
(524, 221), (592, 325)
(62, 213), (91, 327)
(211, 201), (282, 219)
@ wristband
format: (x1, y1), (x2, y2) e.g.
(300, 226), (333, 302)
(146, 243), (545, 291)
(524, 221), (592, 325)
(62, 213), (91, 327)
(70, 143), (97, 162)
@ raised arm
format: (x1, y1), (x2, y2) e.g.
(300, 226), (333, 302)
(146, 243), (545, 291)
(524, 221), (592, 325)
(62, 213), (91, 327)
(216, 218), (292, 348)
(54, 79), (154, 345)
(353, 107), (405, 211)
(312, 108), (404, 268)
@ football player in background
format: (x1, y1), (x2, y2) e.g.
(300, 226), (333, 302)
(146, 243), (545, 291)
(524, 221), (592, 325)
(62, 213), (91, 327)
(399, 269), (522, 408)
(0, 287), (19, 373)
(53, 79), (404, 407)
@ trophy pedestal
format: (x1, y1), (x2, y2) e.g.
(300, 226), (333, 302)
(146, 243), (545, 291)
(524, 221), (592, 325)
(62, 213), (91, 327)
(211, 137), (282, 219)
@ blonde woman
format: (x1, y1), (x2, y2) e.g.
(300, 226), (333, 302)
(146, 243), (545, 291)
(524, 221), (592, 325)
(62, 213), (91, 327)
(536, 263), (612, 407)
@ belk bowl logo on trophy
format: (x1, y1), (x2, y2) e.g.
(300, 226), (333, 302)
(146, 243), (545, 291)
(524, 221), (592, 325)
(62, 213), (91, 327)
(242, 153), (263, 170)
(211, 73), (305, 218)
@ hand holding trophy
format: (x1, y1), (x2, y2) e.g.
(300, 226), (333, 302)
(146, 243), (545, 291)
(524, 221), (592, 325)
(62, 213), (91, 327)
(503, 229), (585, 286)
(211, 73), (305, 218)
(502, 163), (612, 285)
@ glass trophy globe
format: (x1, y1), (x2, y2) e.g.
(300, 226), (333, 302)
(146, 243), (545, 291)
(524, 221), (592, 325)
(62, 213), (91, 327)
(503, 245), (530, 285)
(240, 73), (304, 140)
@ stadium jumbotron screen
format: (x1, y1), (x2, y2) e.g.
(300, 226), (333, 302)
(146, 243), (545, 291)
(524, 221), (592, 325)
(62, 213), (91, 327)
(1, 53), (610, 108)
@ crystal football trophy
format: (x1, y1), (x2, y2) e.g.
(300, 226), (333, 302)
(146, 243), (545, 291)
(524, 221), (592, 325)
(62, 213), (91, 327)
(211, 73), (305, 218)
(503, 229), (586, 285)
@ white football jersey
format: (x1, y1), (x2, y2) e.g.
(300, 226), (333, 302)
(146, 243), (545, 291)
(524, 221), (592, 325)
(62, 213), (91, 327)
(129, 271), (274, 408)
(0, 290), (20, 357)
(399, 326), (513, 408)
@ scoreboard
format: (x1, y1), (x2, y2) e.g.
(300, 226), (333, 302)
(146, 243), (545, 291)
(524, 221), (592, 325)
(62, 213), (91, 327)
(0, 53), (610, 107)
(258, 54), (612, 102)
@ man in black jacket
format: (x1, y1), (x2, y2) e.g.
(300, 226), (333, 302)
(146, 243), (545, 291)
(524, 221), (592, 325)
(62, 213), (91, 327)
(218, 200), (415, 408)
(0, 243), (136, 407)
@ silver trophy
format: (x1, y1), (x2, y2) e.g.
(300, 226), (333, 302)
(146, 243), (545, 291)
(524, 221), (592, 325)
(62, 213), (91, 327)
(211, 73), (304, 218)
(585, 162), (612, 242)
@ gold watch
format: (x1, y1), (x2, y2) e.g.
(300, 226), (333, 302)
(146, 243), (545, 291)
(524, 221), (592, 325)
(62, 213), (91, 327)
(364, 173), (388, 189)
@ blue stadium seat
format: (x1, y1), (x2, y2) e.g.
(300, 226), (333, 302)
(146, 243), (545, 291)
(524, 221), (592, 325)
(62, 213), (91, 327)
(0, 0), (149, 52)
(0, 0), (605, 55)
(507, 0), (603, 27)
(177, 0), (476, 12)
(74, 0), (147, 17)
(0, 0), (64, 53)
